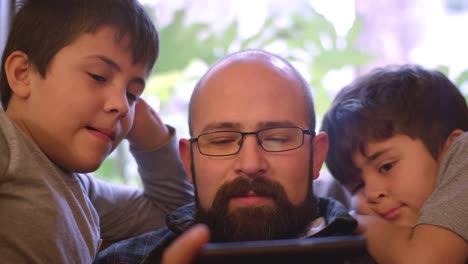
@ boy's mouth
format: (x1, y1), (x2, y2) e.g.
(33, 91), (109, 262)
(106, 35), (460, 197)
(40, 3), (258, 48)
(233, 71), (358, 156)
(380, 207), (401, 221)
(86, 126), (116, 141)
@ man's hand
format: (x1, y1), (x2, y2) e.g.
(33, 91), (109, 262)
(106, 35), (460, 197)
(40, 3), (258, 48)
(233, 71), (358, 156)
(162, 224), (210, 264)
(126, 98), (170, 151)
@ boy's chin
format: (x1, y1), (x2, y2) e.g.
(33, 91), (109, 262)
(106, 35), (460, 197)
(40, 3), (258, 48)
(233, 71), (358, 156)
(392, 215), (417, 227)
(57, 156), (105, 173)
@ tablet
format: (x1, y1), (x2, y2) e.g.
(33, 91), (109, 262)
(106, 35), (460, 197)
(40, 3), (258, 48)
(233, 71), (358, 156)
(193, 235), (368, 264)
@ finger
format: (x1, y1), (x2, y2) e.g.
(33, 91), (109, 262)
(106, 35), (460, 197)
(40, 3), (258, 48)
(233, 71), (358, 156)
(162, 224), (210, 264)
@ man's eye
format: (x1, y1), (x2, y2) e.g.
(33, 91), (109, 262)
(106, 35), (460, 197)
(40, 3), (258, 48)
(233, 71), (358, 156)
(208, 138), (236, 145)
(264, 136), (289, 143)
(88, 73), (106, 82)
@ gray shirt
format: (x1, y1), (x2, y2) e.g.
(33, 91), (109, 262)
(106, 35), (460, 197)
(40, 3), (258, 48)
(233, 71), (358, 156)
(418, 131), (468, 241)
(0, 110), (194, 263)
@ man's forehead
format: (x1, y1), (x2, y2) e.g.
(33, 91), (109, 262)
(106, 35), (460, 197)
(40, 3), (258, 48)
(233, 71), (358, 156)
(191, 101), (309, 135)
(192, 50), (299, 96)
(196, 60), (298, 100)
(196, 120), (303, 134)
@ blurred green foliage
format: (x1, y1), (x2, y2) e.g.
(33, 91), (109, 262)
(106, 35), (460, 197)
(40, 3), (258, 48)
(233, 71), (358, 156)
(149, 7), (373, 116)
(94, 6), (373, 184)
(94, 5), (467, 185)
(438, 66), (468, 101)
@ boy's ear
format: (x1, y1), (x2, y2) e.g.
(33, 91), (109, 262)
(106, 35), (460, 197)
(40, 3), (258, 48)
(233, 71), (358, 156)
(4, 51), (33, 98)
(179, 138), (194, 183)
(312, 132), (329, 180)
(442, 129), (464, 154)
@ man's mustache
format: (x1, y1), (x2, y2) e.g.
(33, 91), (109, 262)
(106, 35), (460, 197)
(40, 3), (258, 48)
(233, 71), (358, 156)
(218, 176), (283, 200)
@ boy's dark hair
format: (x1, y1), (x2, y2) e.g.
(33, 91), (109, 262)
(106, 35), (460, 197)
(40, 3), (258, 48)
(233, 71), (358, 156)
(0, 0), (159, 109)
(321, 64), (468, 189)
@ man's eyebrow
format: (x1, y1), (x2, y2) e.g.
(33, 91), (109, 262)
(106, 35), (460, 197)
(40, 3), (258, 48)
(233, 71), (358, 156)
(88, 55), (146, 87)
(199, 120), (301, 134)
(200, 122), (241, 133)
(259, 121), (300, 128)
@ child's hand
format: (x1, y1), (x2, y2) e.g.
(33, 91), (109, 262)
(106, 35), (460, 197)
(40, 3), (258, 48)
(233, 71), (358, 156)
(349, 211), (385, 235)
(126, 98), (170, 151)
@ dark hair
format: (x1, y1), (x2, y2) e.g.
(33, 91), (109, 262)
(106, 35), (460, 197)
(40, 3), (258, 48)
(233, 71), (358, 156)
(321, 64), (468, 187)
(0, 0), (159, 109)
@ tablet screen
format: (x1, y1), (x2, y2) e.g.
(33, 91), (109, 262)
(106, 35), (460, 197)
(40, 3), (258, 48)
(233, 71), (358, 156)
(194, 235), (369, 264)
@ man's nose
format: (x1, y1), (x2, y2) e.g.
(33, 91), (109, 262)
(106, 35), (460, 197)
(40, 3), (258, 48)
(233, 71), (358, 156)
(233, 135), (268, 176)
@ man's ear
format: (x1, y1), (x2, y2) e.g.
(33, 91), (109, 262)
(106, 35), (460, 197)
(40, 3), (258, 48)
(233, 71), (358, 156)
(312, 132), (329, 180)
(4, 51), (33, 98)
(442, 129), (464, 155)
(179, 138), (194, 183)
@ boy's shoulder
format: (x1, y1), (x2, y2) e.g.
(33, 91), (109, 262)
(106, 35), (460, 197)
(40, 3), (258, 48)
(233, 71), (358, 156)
(446, 131), (468, 160)
(455, 131), (468, 145)
(0, 111), (11, 176)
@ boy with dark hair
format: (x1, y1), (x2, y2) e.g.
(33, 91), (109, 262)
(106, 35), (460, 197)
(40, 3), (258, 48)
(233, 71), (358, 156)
(321, 64), (468, 263)
(0, 0), (193, 262)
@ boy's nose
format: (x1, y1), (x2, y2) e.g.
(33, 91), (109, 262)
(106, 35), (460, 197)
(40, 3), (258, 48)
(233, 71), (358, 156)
(104, 90), (129, 118)
(364, 177), (387, 203)
(233, 135), (268, 176)
(366, 189), (386, 203)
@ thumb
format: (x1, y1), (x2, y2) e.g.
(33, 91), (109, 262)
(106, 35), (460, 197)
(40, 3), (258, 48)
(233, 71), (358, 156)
(162, 224), (210, 264)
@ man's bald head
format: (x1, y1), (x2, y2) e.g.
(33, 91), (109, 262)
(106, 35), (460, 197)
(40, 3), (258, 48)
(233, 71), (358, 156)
(188, 49), (315, 136)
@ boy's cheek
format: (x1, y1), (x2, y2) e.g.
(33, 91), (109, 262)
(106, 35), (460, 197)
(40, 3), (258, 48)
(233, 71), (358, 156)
(351, 193), (374, 215)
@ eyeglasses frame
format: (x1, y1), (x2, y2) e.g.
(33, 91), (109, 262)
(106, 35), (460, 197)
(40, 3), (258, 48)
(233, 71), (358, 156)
(189, 126), (316, 157)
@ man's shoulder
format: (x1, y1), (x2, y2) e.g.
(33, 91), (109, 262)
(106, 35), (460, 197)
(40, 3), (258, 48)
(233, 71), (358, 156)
(314, 171), (351, 209)
(95, 226), (177, 264)
(318, 196), (350, 218)
(95, 203), (195, 264)
(166, 202), (197, 232)
(316, 197), (357, 237)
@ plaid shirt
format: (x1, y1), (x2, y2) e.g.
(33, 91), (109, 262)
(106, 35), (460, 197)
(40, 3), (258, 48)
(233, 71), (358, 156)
(95, 197), (372, 264)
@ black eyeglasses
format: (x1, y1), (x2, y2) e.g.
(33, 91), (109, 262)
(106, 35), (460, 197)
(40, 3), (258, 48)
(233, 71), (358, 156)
(189, 126), (315, 156)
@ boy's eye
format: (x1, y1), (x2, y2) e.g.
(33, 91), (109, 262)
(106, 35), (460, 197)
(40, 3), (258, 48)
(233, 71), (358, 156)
(88, 73), (106, 82)
(126, 92), (139, 102)
(350, 181), (365, 195)
(379, 161), (396, 174)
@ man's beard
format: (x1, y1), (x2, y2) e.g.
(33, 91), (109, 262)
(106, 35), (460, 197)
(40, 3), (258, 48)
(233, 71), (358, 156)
(193, 163), (318, 242)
